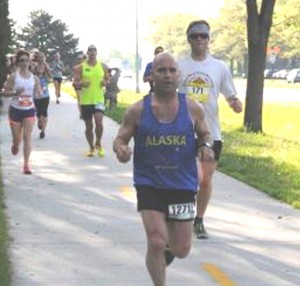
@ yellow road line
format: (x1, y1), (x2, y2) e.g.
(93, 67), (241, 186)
(120, 186), (136, 201)
(202, 263), (239, 286)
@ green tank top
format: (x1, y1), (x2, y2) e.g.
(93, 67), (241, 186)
(80, 61), (105, 105)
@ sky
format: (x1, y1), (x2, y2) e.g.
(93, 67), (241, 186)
(9, 0), (224, 60)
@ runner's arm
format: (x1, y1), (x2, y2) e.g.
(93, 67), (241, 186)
(113, 101), (142, 163)
(1, 74), (17, 97)
(188, 99), (214, 162)
(34, 75), (42, 98)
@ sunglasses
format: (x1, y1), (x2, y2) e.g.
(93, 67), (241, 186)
(88, 48), (96, 52)
(19, 58), (30, 63)
(156, 67), (177, 73)
(189, 33), (209, 40)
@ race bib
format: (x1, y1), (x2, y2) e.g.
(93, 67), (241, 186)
(95, 102), (105, 111)
(18, 95), (32, 107)
(168, 202), (195, 220)
(187, 83), (210, 103)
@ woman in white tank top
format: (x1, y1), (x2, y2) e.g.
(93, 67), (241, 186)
(3, 50), (41, 174)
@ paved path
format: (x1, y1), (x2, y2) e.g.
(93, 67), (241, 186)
(1, 91), (300, 286)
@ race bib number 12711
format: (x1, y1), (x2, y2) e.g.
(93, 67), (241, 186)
(168, 202), (195, 220)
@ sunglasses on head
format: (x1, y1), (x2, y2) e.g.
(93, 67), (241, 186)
(155, 50), (164, 55)
(189, 33), (209, 40)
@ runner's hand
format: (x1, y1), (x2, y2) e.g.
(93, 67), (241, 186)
(116, 145), (132, 163)
(198, 147), (214, 162)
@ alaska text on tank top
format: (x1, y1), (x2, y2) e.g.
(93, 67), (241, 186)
(133, 93), (198, 192)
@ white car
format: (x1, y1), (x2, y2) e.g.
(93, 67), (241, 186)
(286, 69), (300, 84)
(272, 69), (290, 79)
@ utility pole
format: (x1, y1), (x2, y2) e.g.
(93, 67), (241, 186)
(135, 0), (140, 93)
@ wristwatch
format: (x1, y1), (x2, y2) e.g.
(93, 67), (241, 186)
(200, 142), (213, 149)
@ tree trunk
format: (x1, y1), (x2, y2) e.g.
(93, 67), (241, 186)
(244, 0), (276, 132)
(244, 39), (266, 132)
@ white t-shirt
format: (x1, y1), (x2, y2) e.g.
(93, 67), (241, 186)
(178, 55), (237, 140)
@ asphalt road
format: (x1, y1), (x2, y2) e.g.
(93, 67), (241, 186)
(0, 90), (300, 286)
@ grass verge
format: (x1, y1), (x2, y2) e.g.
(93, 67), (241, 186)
(0, 165), (11, 286)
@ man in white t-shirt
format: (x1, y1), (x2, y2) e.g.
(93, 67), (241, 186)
(178, 20), (243, 239)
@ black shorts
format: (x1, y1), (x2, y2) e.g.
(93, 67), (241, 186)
(9, 106), (36, 123)
(80, 104), (104, 120)
(53, 77), (62, 83)
(213, 140), (223, 161)
(136, 185), (196, 221)
(34, 97), (50, 117)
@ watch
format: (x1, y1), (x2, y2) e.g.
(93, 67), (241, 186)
(200, 142), (213, 149)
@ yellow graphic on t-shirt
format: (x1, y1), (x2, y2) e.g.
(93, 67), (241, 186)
(186, 78), (210, 103)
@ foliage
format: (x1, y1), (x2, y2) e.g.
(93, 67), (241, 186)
(270, 0), (300, 60)
(0, 0), (11, 90)
(148, 13), (199, 57)
(148, 0), (300, 71)
(210, 0), (247, 65)
(15, 10), (82, 75)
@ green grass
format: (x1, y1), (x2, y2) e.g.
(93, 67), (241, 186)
(218, 95), (300, 209)
(0, 166), (11, 286)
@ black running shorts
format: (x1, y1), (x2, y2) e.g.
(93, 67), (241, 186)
(213, 140), (223, 161)
(80, 104), (104, 120)
(135, 185), (196, 221)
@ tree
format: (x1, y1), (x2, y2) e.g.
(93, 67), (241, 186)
(268, 0), (300, 66)
(244, 0), (276, 132)
(0, 0), (11, 92)
(16, 10), (81, 74)
(148, 13), (198, 57)
(210, 0), (248, 74)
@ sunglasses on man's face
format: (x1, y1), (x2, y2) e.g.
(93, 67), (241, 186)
(189, 33), (209, 40)
(88, 48), (96, 52)
(156, 67), (178, 74)
(19, 58), (29, 63)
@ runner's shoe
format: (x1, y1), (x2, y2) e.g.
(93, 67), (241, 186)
(193, 218), (209, 239)
(39, 131), (45, 139)
(85, 149), (95, 157)
(164, 245), (175, 266)
(96, 146), (105, 157)
(23, 165), (32, 175)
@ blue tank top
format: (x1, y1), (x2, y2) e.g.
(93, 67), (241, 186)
(133, 93), (198, 192)
(34, 75), (49, 99)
